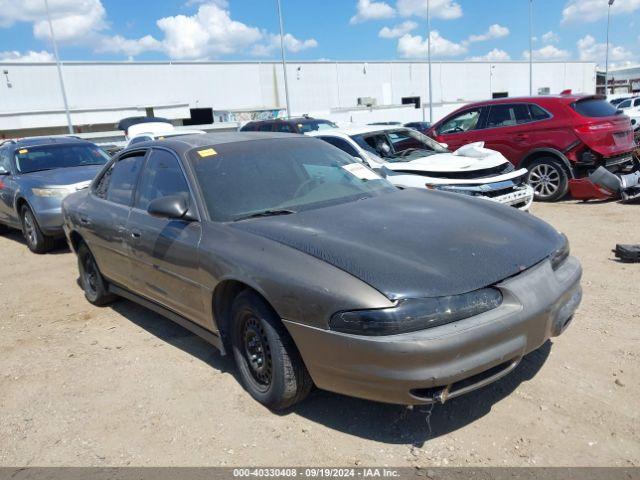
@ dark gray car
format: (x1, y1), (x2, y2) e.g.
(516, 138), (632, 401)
(62, 133), (582, 410)
(0, 137), (110, 253)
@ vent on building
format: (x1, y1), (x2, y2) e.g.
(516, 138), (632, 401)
(538, 87), (551, 95)
(402, 96), (421, 109)
(357, 97), (377, 107)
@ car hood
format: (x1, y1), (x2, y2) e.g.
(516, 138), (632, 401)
(19, 165), (103, 187)
(384, 142), (508, 173)
(231, 189), (563, 300)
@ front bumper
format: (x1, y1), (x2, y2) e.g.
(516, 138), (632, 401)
(284, 256), (582, 405)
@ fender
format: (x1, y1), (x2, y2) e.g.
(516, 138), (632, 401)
(520, 148), (575, 179)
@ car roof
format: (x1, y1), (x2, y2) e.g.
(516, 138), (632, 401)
(461, 94), (600, 109)
(307, 125), (410, 137)
(3, 136), (93, 149)
(122, 131), (308, 154)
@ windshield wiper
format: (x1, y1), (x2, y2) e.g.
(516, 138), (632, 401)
(233, 208), (297, 222)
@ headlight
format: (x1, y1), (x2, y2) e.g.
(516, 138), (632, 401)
(31, 187), (72, 197)
(330, 288), (503, 336)
(550, 233), (570, 270)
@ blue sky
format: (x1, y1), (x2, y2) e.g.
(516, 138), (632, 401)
(0, 0), (638, 66)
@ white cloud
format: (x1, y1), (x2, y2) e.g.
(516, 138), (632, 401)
(0, 49), (55, 62)
(523, 45), (571, 60)
(577, 34), (635, 66)
(378, 20), (418, 38)
(350, 0), (395, 24)
(562, 0), (640, 23)
(397, 31), (467, 58)
(541, 31), (560, 44)
(466, 24), (509, 44)
(0, 0), (107, 44)
(468, 48), (511, 61)
(97, 35), (162, 57)
(396, 0), (463, 20)
(156, 3), (262, 59)
(251, 33), (318, 56)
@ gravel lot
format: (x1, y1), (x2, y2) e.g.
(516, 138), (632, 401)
(0, 200), (638, 467)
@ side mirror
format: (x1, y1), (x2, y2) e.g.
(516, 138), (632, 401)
(0, 166), (9, 175)
(147, 195), (192, 220)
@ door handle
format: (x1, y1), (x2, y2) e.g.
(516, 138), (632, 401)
(514, 134), (529, 142)
(130, 230), (141, 239)
(79, 216), (91, 225)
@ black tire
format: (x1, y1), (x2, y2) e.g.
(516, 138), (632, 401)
(20, 205), (55, 253)
(230, 290), (313, 410)
(77, 243), (117, 306)
(0, 223), (8, 234)
(526, 158), (569, 202)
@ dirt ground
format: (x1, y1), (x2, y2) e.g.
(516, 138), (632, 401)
(0, 200), (638, 467)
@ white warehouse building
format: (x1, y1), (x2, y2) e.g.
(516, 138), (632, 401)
(0, 60), (596, 138)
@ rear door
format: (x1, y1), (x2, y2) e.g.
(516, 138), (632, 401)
(433, 107), (487, 151)
(479, 103), (535, 164)
(81, 150), (146, 289)
(127, 148), (206, 324)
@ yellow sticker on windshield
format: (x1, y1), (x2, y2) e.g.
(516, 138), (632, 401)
(18, 149), (28, 154)
(197, 148), (217, 157)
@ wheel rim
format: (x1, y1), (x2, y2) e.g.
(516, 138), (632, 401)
(82, 254), (99, 296)
(23, 211), (37, 247)
(241, 315), (272, 391)
(529, 164), (561, 198)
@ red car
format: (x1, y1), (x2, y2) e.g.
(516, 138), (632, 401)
(427, 95), (637, 201)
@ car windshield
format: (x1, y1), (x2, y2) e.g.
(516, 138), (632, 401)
(188, 137), (396, 222)
(14, 143), (111, 174)
(297, 120), (338, 133)
(352, 129), (448, 162)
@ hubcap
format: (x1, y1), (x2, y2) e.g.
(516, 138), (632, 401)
(23, 212), (37, 246)
(82, 255), (98, 295)
(529, 164), (560, 198)
(242, 316), (272, 389)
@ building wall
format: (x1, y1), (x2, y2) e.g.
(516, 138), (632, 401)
(0, 61), (597, 135)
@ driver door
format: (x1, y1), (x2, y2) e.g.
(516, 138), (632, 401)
(126, 148), (207, 325)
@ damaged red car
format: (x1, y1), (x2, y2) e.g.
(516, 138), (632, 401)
(428, 94), (639, 202)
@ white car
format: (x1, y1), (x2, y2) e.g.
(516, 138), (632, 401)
(616, 96), (640, 114)
(126, 122), (206, 147)
(308, 126), (534, 211)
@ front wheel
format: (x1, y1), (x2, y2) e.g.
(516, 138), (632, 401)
(230, 290), (313, 410)
(20, 206), (55, 253)
(526, 158), (569, 202)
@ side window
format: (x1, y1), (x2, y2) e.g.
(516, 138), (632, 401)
(529, 104), (551, 121)
(135, 149), (190, 211)
(258, 123), (273, 132)
(634, 99), (640, 107)
(618, 100), (631, 108)
(274, 123), (294, 133)
(94, 153), (145, 205)
(319, 136), (360, 158)
(487, 104), (518, 127)
(438, 109), (482, 134)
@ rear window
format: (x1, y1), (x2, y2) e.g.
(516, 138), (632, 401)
(572, 98), (619, 118)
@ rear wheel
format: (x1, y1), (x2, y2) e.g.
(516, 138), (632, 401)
(77, 243), (116, 306)
(230, 290), (313, 410)
(20, 205), (55, 253)
(527, 158), (569, 202)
